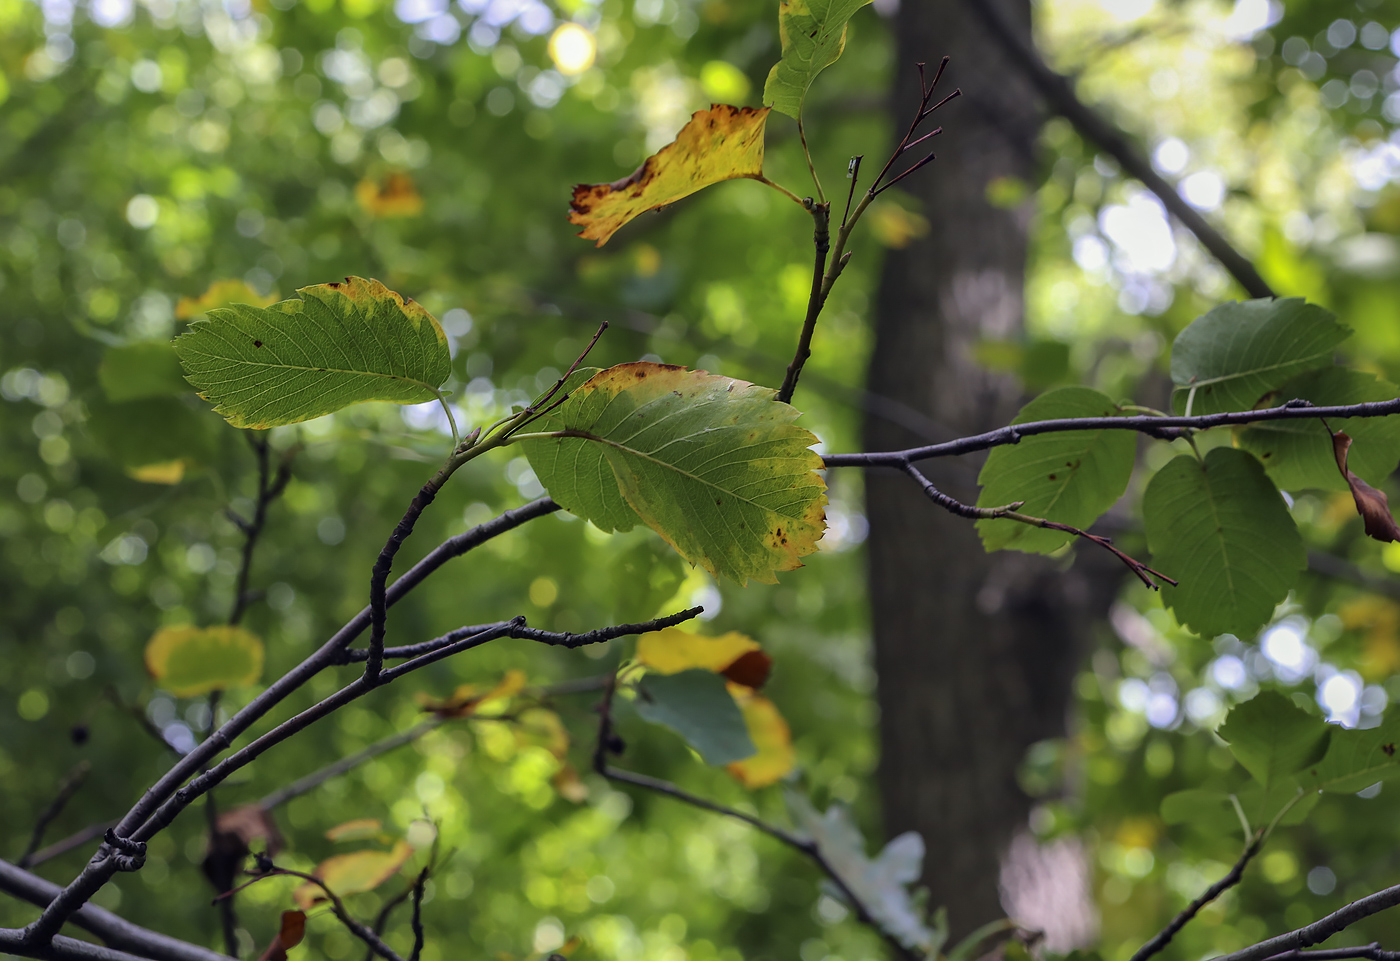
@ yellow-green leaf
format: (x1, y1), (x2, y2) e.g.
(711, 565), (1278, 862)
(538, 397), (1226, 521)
(521, 363), (827, 585)
(294, 841), (413, 910)
(569, 105), (770, 247)
(636, 628), (760, 675)
(174, 276), (450, 429)
(144, 625), (264, 697)
(355, 171), (424, 218)
(762, 0), (873, 119)
(727, 687), (795, 788)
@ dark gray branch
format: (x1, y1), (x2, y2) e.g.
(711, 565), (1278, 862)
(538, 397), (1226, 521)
(1131, 831), (1263, 961)
(1213, 883), (1400, 961)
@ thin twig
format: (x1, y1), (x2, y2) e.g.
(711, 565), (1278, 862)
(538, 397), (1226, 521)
(1131, 830), (1264, 961)
(362, 888), (413, 961)
(227, 868), (406, 961)
(777, 200), (831, 404)
(17, 763), (90, 869)
(407, 869), (427, 961)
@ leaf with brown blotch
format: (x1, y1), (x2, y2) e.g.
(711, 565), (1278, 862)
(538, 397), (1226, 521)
(720, 649), (773, 689)
(569, 105), (770, 247)
(255, 911), (306, 961)
(1334, 430), (1400, 542)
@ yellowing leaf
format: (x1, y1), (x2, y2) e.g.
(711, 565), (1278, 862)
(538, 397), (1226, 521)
(726, 687), (794, 788)
(417, 668), (528, 719)
(866, 202), (929, 249)
(128, 460), (187, 484)
(636, 628), (759, 674)
(356, 171), (424, 218)
(762, 0), (873, 119)
(569, 105), (770, 247)
(325, 819), (384, 843)
(293, 841), (413, 910)
(144, 625), (264, 697)
(176, 279), (278, 320)
(515, 707), (570, 759)
(552, 764), (589, 803)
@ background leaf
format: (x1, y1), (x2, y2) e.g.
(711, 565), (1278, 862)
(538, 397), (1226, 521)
(762, 0), (874, 119)
(1169, 298), (1350, 415)
(1304, 713), (1400, 794)
(175, 276), (450, 429)
(86, 397), (216, 483)
(144, 625), (264, 697)
(521, 363), (827, 585)
(975, 387), (1135, 553)
(294, 841), (414, 910)
(1217, 691), (1332, 790)
(633, 669), (757, 765)
(1237, 368), (1400, 491)
(1143, 448), (1306, 638)
(98, 342), (190, 402)
(1160, 783), (1317, 834)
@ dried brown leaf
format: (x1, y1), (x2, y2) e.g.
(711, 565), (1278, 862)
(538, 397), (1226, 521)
(1333, 430), (1400, 542)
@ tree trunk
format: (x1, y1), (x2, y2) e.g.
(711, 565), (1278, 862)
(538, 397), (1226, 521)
(864, 0), (1111, 937)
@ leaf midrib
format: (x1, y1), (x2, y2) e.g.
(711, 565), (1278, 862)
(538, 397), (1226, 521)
(1179, 350), (1333, 390)
(182, 348), (439, 393)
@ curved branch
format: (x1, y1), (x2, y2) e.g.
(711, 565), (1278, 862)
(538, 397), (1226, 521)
(1212, 883), (1400, 961)
(1131, 830), (1264, 961)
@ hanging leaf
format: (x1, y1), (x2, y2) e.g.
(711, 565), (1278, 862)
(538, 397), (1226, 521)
(1169, 298), (1350, 416)
(1304, 712), (1400, 794)
(255, 911), (306, 961)
(98, 342), (190, 402)
(1143, 448), (1305, 638)
(144, 625), (264, 697)
(1217, 691), (1332, 791)
(762, 0), (874, 119)
(356, 171), (424, 218)
(174, 276), (451, 429)
(293, 840), (414, 910)
(1237, 368), (1400, 491)
(521, 363), (827, 585)
(633, 669), (756, 765)
(1333, 431), (1400, 543)
(975, 387), (1136, 554)
(569, 105), (771, 247)
(727, 688), (795, 787)
(176, 278), (279, 320)
(787, 793), (945, 958)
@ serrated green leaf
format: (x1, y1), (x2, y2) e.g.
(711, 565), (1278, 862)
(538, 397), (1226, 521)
(98, 342), (189, 402)
(1161, 782), (1317, 834)
(975, 387), (1135, 554)
(174, 276), (450, 429)
(144, 625), (264, 697)
(634, 669), (756, 765)
(1237, 368), (1400, 491)
(762, 0), (873, 119)
(1170, 298), (1350, 415)
(1304, 713), (1400, 794)
(520, 362), (827, 585)
(1218, 691), (1331, 790)
(1143, 448), (1305, 638)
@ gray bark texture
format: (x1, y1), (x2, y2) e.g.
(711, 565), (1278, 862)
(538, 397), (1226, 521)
(864, 0), (1115, 936)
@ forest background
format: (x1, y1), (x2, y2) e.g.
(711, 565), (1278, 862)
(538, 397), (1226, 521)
(8, 0), (1400, 960)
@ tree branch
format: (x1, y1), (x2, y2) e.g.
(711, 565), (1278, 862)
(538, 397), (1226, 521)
(963, 0), (1274, 298)
(17, 763), (90, 869)
(1212, 882), (1400, 961)
(1130, 830), (1264, 961)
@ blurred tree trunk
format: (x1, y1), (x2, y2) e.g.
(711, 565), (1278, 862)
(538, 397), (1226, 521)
(864, 0), (1113, 936)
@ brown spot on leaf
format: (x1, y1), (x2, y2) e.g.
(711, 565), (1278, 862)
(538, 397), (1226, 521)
(1383, 743), (1396, 757)
(1048, 473), (1057, 481)
(253, 340), (262, 347)
(721, 649), (773, 689)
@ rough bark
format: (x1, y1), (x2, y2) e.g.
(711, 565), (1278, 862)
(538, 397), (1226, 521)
(864, 0), (1113, 935)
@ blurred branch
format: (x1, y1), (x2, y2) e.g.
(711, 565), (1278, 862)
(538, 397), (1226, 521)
(229, 867), (406, 961)
(17, 763), (90, 870)
(1307, 550), (1400, 602)
(1131, 829), (1264, 961)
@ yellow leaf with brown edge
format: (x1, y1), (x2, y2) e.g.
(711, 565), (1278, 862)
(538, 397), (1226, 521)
(293, 840), (413, 910)
(356, 171), (425, 218)
(726, 686), (794, 788)
(176, 279), (278, 320)
(145, 625), (263, 697)
(569, 105), (770, 247)
(636, 628), (759, 675)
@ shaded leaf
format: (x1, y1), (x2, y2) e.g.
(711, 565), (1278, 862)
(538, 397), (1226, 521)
(356, 171), (424, 218)
(521, 363), (827, 585)
(1170, 298), (1350, 416)
(787, 793), (944, 957)
(215, 805), (283, 856)
(175, 276), (450, 429)
(1160, 782), (1317, 835)
(87, 397), (216, 483)
(98, 342), (189, 402)
(1304, 712), (1400, 794)
(569, 106), (770, 247)
(325, 819), (384, 843)
(144, 625), (264, 697)
(255, 910), (306, 961)
(1218, 691), (1331, 790)
(726, 687), (794, 787)
(176, 279), (278, 320)
(762, 0), (873, 119)
(1143, 448), (1305, 638)
(1238, 368), (1400, 491)
(1333, 431), (1400, 542)
(634, 669), (756, 765)
(975, 387), (1135, 554)
(294, 841), (414, 910)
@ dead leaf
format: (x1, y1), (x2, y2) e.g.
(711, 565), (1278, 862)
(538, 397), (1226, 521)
(204, 805), (283, 903)
(1333, 430), (1400, 542)
(569, 105), (770, 247)
(720, 649), (773, 689)
(255, 910), (306, 961)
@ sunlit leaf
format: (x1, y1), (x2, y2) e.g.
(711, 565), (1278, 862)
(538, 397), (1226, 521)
(521, 363), (827, 585)
(175, 278), (278, 320)
(356, 171), (424, 218)
(144, 625), (264, 697)
(293, 840), (413, 910)
(1143, 448), (1305, 638)
(98, 342), (189, 402)
(569, 105), (771, 247)
(762, 0), (873, 119)
(727, 687), (794, 787)
(325, 819), (384, 843)
(1169, 298), (1350, 416)
(1218, 691), (1331, 791)
(975, 387), (1135, 554)
(634, 669), (756, 765)
(175, 276), (450, 429)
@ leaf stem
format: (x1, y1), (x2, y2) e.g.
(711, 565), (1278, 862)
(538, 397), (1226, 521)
(755, 175), (807, 207)
(797, 118), (826, 204)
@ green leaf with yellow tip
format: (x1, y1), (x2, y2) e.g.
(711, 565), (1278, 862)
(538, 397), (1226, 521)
(762, 0), (873, 119)
(520, 362), (827, 585)
(144, 625), (264, 697)
(174, 276), (450, 429)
